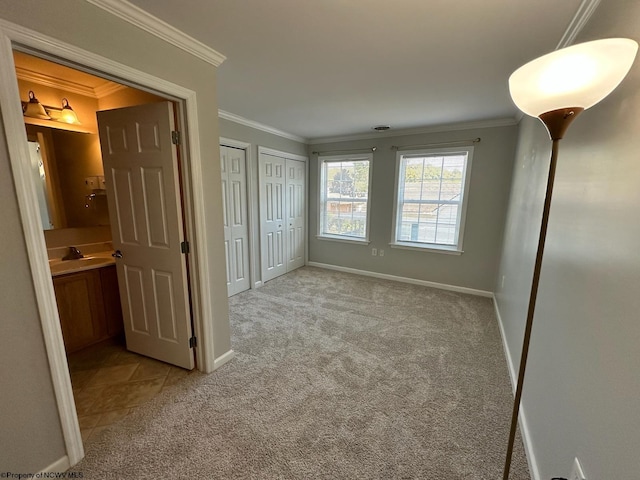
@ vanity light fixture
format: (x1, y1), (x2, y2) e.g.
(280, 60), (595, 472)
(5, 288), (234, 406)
(23, 90), (50, 120)
(503, 37), (637, 480)
(59, 98), (81, 125)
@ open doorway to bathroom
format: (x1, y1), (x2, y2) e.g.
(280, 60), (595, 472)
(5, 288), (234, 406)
(13, 50), (196, 444)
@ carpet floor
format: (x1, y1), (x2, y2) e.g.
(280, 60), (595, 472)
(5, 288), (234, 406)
(71, 267), (530, 479)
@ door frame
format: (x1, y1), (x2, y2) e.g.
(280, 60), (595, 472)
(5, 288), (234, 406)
(0, 19), (220, 467)
(220, 137), (256, 292)
(257, 146), (309, 284)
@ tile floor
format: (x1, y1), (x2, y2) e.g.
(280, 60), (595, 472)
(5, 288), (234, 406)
(67, 335), (194, 444)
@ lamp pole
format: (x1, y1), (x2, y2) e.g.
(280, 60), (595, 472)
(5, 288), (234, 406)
(502, 108), (581, 480)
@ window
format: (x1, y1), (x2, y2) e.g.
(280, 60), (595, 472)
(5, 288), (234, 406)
(318, 153), (372, 242)
(392, 146), (473, 252)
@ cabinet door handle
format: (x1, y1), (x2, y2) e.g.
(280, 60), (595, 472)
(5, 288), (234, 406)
(112, 250), (123, 259)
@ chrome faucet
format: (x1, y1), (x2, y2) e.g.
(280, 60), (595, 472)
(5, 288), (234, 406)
(62, 246), (84, 260)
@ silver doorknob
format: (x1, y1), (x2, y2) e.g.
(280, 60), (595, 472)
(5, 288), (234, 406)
(112, 250), (123, 258)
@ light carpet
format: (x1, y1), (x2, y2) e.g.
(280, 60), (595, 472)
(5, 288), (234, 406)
(70, 266), (530, 479)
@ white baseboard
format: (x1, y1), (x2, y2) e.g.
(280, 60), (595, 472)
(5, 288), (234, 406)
(307, 262), (493, 297)
(213, 349), (235, 370)
(39, 455), (70, 474)
(253, 281), (263, 289)
(493, 295), (539, 480)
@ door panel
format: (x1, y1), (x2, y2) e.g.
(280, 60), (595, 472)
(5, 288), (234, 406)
(286, 159), (306, 271)
(98, 101), (194, 369)
(220, 146), (251, 296)
(259, 154), (286, 282)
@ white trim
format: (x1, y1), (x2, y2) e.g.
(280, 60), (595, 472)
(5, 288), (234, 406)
(307, 262), (493, 298)
(15, 66), (96, 97)
(220, 137), (251, 151)
(389, 242), (463, 255)
(254, 280), (264, 288)
(317, 152), (373, 244)
(85, 0), (226, 67)
(391, 145), (474, 253)
(0, 27), (84, 467)
(38, 456), (70, 474)
(219, 137), (256, 292)
(213, 349), (236, 370)
(316, 235), (371, 245)
(493, 295), (540, 480)
(556, 0), (602, 49)
(0, 17), (219, 465)
(219, 109), (308, 144)
(309, 117), (517, 145)
(15, 66), (126, 99)
(258, 145), (308, 163)
(93, 81), (127, 98)
(257, 146), (309, 282)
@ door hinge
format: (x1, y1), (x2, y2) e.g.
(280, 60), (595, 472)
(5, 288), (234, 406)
(171, 130), (181, 145)
(181, 241), (190, 254)
(189, 336), (197, 348)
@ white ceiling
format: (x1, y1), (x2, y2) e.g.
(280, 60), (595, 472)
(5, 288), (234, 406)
(127, 0), (583, 141)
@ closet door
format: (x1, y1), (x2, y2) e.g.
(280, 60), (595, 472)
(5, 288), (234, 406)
(286, 159), (306, 271)
(259, 153), (287, 282)
(259, 150), (307, 283)
(221, 146), (250, 296)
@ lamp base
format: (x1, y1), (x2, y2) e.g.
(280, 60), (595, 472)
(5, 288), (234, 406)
(538, 107), (584, 140)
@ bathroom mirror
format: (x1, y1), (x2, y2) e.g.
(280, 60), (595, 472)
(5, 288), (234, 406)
(26, 125), (110, 229)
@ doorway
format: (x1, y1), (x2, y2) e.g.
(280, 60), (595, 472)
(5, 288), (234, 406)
(0, 19), (227, 466)
(13, 49), (198, 443)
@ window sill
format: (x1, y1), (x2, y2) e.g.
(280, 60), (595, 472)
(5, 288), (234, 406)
(316, 235), (371, 245)
(389, 242), (463, 255)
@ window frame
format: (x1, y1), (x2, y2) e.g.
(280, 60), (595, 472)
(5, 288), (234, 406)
(390, 146), (474, 254)
(317, 153), (373, 244)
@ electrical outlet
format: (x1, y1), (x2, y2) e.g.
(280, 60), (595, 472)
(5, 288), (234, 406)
(570, 457), (586, 480)
(371, 248), (377, 256)
(379, 249), (384, 257)
(85, 176), (97, 190)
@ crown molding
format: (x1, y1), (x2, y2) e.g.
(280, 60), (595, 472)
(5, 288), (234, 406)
(93, 82), (126, 98)
(218, 110), (308, 144)
(15, 66), (126, 99)
(308, 117), (518, 145)
(556, 0), (601, 49)
(15, 66), (96, 98)
(85, 0), (226, 67)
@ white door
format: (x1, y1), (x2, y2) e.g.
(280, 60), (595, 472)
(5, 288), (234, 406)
(221, 145), (250, 297)
(97, 101), (194, 370)
(286, 159), (305, 271)
(259, 153), (287, 282)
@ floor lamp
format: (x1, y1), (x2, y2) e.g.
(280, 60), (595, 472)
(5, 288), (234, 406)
(503, 38), (638, 480)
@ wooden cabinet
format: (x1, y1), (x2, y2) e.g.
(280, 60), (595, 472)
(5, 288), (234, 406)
(53, 265), (123, 353)
(100, 265), (124, 337)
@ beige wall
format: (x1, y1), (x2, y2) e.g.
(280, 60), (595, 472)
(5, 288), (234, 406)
(0, 0), (230, 471)
(494, 0), (640, 478)
(309, 125), (518, 292)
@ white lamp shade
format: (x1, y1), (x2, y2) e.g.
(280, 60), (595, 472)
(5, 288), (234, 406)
(509, 38), (638, 117)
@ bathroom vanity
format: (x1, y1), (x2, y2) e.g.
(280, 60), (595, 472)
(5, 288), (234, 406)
(52, 260), (123, 353)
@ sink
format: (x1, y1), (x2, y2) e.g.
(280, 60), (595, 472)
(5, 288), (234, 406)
(49, 256), (115, 276)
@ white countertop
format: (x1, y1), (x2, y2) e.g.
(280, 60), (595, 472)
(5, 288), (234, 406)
(49, 251), (116, 277)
